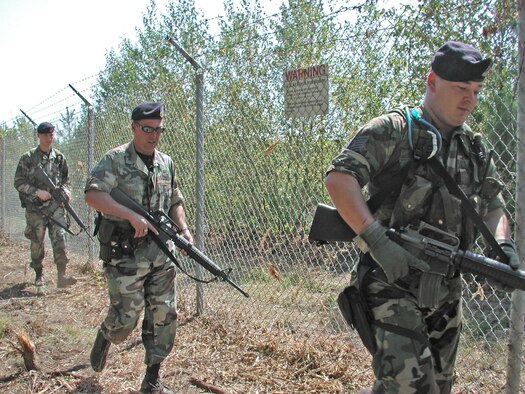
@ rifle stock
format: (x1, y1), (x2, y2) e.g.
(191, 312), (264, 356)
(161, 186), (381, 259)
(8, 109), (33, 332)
(110, 188), (249, 298)
(308, 203), (355, 243)
(309, 203), (525, 292)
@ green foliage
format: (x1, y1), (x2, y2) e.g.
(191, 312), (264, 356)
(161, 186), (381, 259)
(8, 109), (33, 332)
(4, 0), (518, 234)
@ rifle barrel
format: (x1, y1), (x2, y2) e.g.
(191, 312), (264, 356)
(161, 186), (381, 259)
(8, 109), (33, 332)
(459, 251), (525, 292)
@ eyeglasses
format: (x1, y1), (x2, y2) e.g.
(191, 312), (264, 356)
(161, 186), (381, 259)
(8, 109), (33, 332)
(134, 122), (165, 134)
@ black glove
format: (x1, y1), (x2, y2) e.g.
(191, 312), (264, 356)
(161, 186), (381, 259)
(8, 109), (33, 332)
(498, 239), (519, 270)
(360, 221), (430, 284)
(486, 239), (519, 292)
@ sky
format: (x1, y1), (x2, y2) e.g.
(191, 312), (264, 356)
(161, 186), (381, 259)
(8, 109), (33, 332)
(0, 0), (401, 125)
(0, 0), (232, 124)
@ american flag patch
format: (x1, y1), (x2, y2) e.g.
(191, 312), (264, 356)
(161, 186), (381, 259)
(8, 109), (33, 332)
(347, 135), (368, 152)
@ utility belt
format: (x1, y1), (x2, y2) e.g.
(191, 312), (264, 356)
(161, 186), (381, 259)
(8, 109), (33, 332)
(97, 217), (148, 262)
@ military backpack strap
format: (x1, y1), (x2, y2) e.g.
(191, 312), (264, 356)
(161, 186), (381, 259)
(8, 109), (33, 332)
(366, 162), (415, 213)
(362, 106), (431, 215)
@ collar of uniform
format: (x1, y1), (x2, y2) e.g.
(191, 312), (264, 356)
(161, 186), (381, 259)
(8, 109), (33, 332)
(126, 141), (160, 174)
(36, 146), (57, 160)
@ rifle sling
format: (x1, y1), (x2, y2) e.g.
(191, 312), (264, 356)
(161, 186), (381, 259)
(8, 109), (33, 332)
(45, 207), (81, 236)
(427, 157), (508, 263)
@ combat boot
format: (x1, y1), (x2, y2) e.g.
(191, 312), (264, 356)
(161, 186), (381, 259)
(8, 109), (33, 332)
(57, 266), (77, 288)
(90, 329), (111, 372)
(34, 268), (46, 287)
(139, 364), (174, 394)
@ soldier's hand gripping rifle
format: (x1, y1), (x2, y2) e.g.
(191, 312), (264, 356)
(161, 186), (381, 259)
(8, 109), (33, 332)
(34, 164), (94, 241)
(110, 188), (249, 298)
(309, 204), (525, 292)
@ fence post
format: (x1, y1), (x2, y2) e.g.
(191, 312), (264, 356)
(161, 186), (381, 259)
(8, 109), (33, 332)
(505, 1), (525, 392)
(166, 37), (206, 315)
(0, 137), (5, 231)
(86, 103), (95, 262)
(20, 109), (38, 146)
(69, 84), (96, 263)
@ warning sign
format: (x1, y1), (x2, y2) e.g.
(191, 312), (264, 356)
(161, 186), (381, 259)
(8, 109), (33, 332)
(283, 64), (329, 118)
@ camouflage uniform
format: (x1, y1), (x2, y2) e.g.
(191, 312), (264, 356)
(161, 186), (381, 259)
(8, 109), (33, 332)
(85, 141), (183, 366)
(328, 106), (504, 393)
(14, 147), (71, 274)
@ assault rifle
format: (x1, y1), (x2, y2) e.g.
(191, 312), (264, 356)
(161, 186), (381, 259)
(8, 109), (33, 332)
(110, 188), (249, 298)
(34, 165), (94, 241)
(309, 204), (525, 292)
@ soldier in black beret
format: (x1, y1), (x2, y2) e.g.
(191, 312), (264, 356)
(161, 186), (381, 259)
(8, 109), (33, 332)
(131, 102), (165, 121)
(85, 101), (192, 394)
(14, 120), (77, 291)
(326, 41), (516, 393)
(431, 41), (492, 82)
(37, 122), (55, 134)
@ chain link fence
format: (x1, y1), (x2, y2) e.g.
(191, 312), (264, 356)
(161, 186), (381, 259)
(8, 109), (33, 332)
(1, 0), (523, 391)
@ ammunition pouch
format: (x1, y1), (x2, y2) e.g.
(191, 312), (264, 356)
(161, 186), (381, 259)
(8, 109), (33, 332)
(390, 174), (434, 229)
(97, 218), (135, 262)
(337, 281), (377, 354)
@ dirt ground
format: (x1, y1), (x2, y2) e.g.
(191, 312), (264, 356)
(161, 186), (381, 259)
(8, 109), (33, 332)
(0, 233), (375, 393)
(0, 232), (520, 393)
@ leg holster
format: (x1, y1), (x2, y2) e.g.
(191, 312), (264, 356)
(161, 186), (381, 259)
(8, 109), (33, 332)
(337, 261), (377, 354)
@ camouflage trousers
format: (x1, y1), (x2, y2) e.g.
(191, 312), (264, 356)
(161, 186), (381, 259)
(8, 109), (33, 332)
(365, 272), (462, 394)
(24, 208), (69, 270)
(100, 245), (178, 366)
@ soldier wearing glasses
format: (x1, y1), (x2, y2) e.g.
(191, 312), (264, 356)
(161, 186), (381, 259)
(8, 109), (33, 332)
(14, 121), (77, 289)
(85, 102), (192, 394)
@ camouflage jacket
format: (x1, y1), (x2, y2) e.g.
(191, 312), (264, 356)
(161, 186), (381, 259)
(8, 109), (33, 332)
(327, 105), (504, 250)
(14, 147), (71, 212)
(84, 141), (184, 225)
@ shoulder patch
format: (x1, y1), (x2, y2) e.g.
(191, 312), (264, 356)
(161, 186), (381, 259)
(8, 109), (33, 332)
(346, 135), (369, 153)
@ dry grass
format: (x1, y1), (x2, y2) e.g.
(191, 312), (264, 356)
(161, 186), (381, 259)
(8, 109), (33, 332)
(0, 232), (522, 393)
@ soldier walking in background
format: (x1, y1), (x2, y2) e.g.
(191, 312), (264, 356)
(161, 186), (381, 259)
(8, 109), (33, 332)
(14, 121), (77, 289)
(325, 41), (519, 393)
(85, 102), (193, 394)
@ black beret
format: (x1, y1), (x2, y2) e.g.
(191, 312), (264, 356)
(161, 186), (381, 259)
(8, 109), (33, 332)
(131, 102), (165, 120)
(431, 41), (492, 82)
(37, 122), (54, 134)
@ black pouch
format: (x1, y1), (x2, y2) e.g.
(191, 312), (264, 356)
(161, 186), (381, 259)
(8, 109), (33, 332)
(98, 219), (116, 262)
(337, 283), (377, 354)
